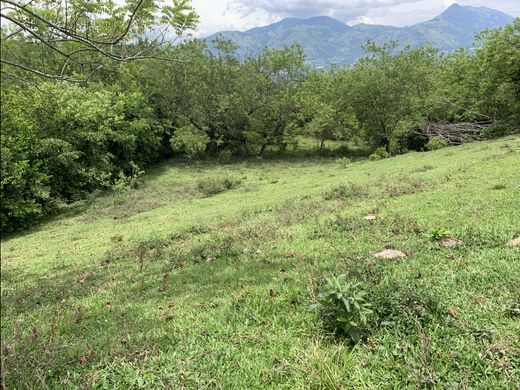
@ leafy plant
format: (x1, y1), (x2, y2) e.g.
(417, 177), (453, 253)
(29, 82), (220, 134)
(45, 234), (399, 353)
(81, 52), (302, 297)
(428, 226), (450, 241)
(217, 149), (234, 164)
(311, 274), (374, 343)
(195, 176), (241, 197)
(426, 136), (449, 151)
(335, 157), (352, 168)
(323, 183), (367, 200)
(170, 125), (209, 158)
(369, 147), (389, 161)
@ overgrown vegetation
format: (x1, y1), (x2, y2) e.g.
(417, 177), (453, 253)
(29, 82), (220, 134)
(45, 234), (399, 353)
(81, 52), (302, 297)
(1, 9), (519, 231)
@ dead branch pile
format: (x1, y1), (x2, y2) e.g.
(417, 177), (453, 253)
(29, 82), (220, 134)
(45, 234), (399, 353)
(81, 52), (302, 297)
(423, 121), (491, 145)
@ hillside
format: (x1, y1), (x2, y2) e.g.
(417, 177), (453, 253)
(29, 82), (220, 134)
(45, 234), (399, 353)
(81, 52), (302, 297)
(2, 136), (519, 388)
(205, 4), (515, 66)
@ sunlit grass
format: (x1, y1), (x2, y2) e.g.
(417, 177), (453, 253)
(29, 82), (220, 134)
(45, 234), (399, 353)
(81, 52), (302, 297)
(2, 136), (519, 388)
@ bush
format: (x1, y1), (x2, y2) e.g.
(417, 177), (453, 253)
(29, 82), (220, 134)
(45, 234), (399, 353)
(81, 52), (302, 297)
(481, 121), (518, 140)
(389, 124), (429, 155)
(0, 82), (163, 233)
(311, 274), (374, 343)
(195, 177), (241, 197)
(323, 183), (367, 200)
(335, 157), (352, 168)
(217, 149), (233, 164)
(369, 147), (389, 161)
(170, 125), (209, 158)
(426, 136), (449, 151)
(112, 162), (145, 193)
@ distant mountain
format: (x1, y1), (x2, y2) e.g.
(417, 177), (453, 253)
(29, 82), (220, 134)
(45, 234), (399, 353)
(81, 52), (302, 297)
(204, 3), (515, 66)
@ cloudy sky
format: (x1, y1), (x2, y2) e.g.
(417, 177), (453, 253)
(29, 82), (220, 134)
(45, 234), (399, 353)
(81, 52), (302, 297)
(190, 0), (520, 37)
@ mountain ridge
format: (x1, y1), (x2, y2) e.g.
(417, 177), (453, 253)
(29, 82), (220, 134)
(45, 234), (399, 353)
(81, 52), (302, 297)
(203, 3), (515, 66)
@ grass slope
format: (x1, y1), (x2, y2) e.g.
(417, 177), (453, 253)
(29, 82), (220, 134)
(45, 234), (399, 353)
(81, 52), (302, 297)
(2, 137), (520, 388)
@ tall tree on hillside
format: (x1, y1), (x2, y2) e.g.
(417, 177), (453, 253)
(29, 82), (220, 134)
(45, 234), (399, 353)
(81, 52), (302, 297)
(295, 68), (357, 153)
(347, 42), (439, 148)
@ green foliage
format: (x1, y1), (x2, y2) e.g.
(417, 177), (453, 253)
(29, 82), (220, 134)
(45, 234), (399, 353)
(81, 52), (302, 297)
(481, 120), (519, 140)
(335, 157), (352, 168)
(428, 226), (451, 241)
(170, 126), (209, 158)
(195, 176), (241, 196)
(0, 0), (199, 82)
(2, 17), (520, 234)
(426, 136), (449, 151)
(311, 274), (374, 343)
(0, 83), (163, 232)
(389, 120), (429, 154)
(323, 183), (367, 200)
(112, 163), (145, 193)
(1, 137), (519, 388)
(217, 149), (234, 164)
(369, 147), (390, 161)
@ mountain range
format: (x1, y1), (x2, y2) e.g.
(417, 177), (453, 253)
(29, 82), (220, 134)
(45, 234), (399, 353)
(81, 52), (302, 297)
(204, 3), (515, 66)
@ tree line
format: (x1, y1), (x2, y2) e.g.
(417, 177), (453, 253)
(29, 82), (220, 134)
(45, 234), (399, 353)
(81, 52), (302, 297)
(1, 7), (519, 232)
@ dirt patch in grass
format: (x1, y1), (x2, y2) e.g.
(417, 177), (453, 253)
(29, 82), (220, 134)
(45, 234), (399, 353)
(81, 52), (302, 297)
(373, 249), (407, 259)
(439, 237), (462, 248)
(506, 237), (520, 247)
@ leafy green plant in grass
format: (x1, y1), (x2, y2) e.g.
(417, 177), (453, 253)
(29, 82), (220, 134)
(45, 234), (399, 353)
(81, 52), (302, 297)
(111, 162), (145, 205)
(428, 226), (451, 241)
(217, 149), (234, 164)
(335, 157), (352, 168)
(195, 176), (241, 196)
(369, 147), (389, 161)
(426, 136), (449, 151)
(323, 183), (367, 200)
(170, 125), (209, 159)
(311, 274), (374, 343)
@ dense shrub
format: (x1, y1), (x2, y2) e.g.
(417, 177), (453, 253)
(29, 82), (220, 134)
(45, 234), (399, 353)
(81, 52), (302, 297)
(426, 136), (449, 151)
(481, 121), (519, 139)
(170, 125), (209, 158)
(1, 83), (163, 233)
(369, 147), (390, 160)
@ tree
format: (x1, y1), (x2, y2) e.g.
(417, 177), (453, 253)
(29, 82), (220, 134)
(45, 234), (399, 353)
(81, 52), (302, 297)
(296, 69), (356, 153)
(347, 42), (439, 148)
(248, 44), (307, 156)
(0, 0), (198, 82)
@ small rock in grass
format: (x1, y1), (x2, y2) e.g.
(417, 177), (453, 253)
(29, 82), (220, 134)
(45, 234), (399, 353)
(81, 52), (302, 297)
(373, 249), (407, 259)
(364, 215), (377, 221)
(440, 237), (462, 248)
(507, 237), (520, 247)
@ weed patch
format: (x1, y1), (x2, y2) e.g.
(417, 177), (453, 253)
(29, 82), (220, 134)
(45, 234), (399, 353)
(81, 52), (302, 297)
(323, 183), (368, 200)
(195, 176), (242, 196)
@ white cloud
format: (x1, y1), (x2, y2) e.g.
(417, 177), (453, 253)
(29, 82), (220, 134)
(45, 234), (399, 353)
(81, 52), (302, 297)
(190, 0), (520, 37)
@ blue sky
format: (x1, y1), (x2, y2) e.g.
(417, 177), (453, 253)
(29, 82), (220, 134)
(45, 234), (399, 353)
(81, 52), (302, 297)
(191, 0), (520, 36)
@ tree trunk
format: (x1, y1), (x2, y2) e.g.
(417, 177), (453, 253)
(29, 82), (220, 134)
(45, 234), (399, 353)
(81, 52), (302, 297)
(242, 138), (251, 156)
(258, 143), (268, 157)
(319, 139), (325, 154)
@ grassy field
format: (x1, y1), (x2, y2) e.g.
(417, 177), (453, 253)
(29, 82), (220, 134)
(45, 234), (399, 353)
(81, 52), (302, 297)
(1, 136), (520, 388)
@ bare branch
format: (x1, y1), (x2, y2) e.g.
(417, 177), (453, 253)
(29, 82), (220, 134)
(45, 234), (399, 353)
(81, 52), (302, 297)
(1, 59), (87, 82)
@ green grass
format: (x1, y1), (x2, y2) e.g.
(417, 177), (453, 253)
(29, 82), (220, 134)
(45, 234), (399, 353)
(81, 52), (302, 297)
(2, 137), (520, 388)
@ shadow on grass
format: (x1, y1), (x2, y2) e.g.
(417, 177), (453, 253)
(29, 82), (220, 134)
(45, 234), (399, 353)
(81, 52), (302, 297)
(1, 249), (288, 387)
